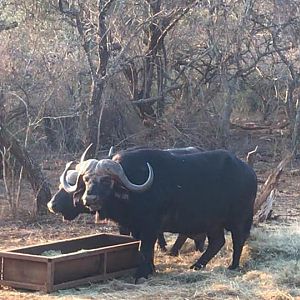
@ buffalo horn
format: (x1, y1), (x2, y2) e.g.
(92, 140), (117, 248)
(80, 143), (93, 163)
(66, 170), (78, 185)
(95, 159), (154, 192)
(108, 146), (115, 157)
(60, 159), (98, 192)
(60, 161), (78, 193)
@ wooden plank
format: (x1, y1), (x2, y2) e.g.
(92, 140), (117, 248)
(46, 261), (54, 293)
(0, 256), (2, 279)
(51, 268), (137, 292)
(0, 252), (49, 263)
(51, 241), (140, 263)
(106, 246), (140, 274)
(2, 258), (47, 285)
(6, 233), (137, 254)
(103, 252), (107, 275)
(0, 234), (141, 293)
(0, 279), (44, 291)
(53, 253), (105, 285)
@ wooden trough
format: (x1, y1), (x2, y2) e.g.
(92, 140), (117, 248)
(0, 233), (140, 293)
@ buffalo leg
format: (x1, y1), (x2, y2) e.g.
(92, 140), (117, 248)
(193, 233), (206, 252)
(157, 232), (167, 252)
(119, 227), (167, 252)
(169, 234), (188, 256)
(135, 234), (157, 283)
(228, 226), (246, 270)
(190, 228), (225, 270)
(170, 233), (206, 256)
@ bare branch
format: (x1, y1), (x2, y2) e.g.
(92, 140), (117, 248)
(0, 20), (18, 32)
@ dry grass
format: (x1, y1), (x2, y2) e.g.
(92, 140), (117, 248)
(0, 219), (299, 300)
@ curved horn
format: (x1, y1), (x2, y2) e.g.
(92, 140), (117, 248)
(77, 159), (99, 175)
(108, 146), (115, 157)
(60, 161), (78, 193)
(80, 143), (93, 163)
(66, 170), (78, 185)
(60, 145), (97, 193)
(61, 159), (99, 193)
(95, 159), (154, 192)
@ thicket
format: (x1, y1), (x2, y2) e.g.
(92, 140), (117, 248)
(1, 0), (300, 213)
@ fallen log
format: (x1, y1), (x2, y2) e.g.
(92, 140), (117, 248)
(257, 189), (275, 222)
(231, 121), (290, 131)
(253, 152), (292, 223)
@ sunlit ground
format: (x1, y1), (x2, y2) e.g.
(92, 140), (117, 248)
(0, 219), (299, 300)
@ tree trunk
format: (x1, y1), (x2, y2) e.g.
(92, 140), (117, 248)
(220, 71), (234, 147)
(220, 97), (233, 145)
(43, 117), (57, 151)
(86, 80), (105, 156)
(0, 123), (51, 214)
(291, 100), (300, 153)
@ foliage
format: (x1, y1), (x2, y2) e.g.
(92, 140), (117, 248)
(1, 0), (300, 211)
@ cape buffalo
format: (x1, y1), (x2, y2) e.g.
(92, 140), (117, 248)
(47, 169), (169, 251)
(61, 148), (257, 281)
(50, 147), (206, 255)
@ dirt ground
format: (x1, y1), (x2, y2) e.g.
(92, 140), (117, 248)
(0, 149), (299, 299)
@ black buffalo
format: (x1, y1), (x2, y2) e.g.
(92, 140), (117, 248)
(47, 184), (91, 221)
(47, 179), (170, 251)
(49, 147), (207, 255)
(61, 148), (257, 281)
(48, 170), (91, 221)
(48, 183), (206, 254)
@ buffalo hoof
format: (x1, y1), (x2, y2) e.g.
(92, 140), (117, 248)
(160, 246), (168, 252)
(134, 263), (154, 284)
(195, 245), (205, 252)
(194, 242), (205, 253)
(190, 262), (205, 270)
(228, 264), (240, 271)
(168, 250), (179, 257)
(134, 274), (148, 284)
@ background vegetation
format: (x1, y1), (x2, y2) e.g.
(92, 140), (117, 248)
(1, 0), (300, 213)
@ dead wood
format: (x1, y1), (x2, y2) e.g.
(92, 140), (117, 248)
(289, 169), (300, 176)
(0, 123), (51, 214)
(246, 146), (258, 167)
(257, 189), (275, 222)
(254, 153), (293, 220)
(0, 20), (18, 32)
(231, 121), (289, 131)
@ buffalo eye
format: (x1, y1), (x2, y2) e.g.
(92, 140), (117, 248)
(100, 176), (113, 187)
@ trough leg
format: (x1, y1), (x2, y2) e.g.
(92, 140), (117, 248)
(190, 228), (225, 270)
